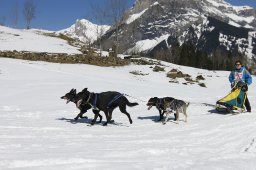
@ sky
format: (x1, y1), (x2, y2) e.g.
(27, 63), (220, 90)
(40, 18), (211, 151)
(0, 0), (255, 31)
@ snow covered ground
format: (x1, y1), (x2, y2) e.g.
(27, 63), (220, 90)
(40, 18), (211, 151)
(0, 58), (256, 170)
(0, 26), (81, 54)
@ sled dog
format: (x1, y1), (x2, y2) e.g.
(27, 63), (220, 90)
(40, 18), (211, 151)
(162, 99), (189, 124)
(147, 97), (175, 121)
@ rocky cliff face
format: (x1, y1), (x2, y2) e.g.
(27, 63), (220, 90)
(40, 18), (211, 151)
(101, 0), (256, 60)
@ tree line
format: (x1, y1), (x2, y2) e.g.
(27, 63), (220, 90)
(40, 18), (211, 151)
(0, 0), (36, 29)
(151, 42), (248, 71)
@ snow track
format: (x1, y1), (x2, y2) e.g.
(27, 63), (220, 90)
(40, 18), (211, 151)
(0, 58), (256, 170)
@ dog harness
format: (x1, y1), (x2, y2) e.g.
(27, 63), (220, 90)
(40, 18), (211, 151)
(83, 93), (124, 110)
(156, 99), (164, 109)
(83, 93), (100, 111)
(107, 93), (124, 108)
(92, 93), (99, 110)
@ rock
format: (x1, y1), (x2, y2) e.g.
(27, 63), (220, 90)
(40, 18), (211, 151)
(167, 69), (191, 79)
(196, 75), (205, 80)
(153, 65), (165, 72)
(198, 83), (206, 87)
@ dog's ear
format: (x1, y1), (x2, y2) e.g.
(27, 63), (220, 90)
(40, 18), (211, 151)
(82, 88), (88, 92)
(70, 89), (76, 94)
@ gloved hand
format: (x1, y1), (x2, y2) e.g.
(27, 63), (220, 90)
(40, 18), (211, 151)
(231, 82), (236, 88)
(241, 83), (248, 92)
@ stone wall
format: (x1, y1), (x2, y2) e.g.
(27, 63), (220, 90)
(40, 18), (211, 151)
(0, 51), (130, 67)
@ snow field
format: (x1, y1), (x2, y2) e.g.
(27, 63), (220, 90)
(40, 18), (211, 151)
(0, 58), (256, 169)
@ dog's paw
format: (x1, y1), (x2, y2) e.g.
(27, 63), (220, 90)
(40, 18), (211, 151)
(162, 122), (166, 125)
(102, 122), (109, 126)
(74, 117), (78, 121)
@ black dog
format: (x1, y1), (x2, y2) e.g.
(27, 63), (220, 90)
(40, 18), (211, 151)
(75, 88), (139, 126)
(147, 97), (176, 121)
(61, 88), (102, 122)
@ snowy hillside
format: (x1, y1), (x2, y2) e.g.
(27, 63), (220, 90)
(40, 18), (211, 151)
(1, 57), (256, 169)
(0, 26), (81, 54)
(58, 19), (110, 44)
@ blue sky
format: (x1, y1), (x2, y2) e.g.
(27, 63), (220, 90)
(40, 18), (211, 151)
(0, 0), (255, 31)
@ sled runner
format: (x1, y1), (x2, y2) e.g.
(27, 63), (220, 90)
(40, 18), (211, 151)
(216, 81), (248, 113)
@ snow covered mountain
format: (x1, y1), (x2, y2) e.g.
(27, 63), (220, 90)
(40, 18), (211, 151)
(101, 0), (256, 59)
(58, 19), (110, 44)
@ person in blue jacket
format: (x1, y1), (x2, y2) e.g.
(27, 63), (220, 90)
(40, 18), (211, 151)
(229, 60), (252, 112)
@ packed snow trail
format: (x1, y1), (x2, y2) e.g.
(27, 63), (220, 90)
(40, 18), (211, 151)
(0, 58), (256, 170)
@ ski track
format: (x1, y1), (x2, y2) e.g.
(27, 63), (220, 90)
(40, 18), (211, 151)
(0, 58), (256, 170)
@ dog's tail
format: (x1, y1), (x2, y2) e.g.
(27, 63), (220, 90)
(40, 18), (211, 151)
(126, 98), (139, 107)
(127, 101), (139, 107)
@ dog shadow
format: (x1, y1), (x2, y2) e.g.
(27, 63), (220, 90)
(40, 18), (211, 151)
(57, 117), (129, 127)
(108, 121), (129, 127)
(137, 115), (160, 122)
(137, 115), (175, 123)
(208, 109), (231, 115)
(57, 117), (92, 124)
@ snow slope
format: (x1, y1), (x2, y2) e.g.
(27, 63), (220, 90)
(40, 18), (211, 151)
(0, 58), (256, 170)
(0, 26), (81, 54)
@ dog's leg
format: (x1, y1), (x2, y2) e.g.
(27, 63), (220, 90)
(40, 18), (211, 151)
(174, 113), (177, 121)
(158, 109), (163, 121)
(119, 104), (133, 124)
(74, 111), (87, 121)
(79, 111), (88, 119)
(175, 110), (179, 124)
(92, 110), (102, 123)
(90, 111), (100, 125)
(98, 113), (102, 123)
(108, 107), (115, 122)
(183, 107), (188, 123)
(103, 111), (109, 126)
(162, 111), (170, 125)
(74, 114), (80, 121)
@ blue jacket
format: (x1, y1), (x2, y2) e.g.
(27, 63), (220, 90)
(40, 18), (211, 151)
(229, 66), (252, 85)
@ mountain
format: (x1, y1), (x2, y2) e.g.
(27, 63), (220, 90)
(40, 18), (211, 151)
(100, 0), (256, 61)
(58, 19), (110, 44)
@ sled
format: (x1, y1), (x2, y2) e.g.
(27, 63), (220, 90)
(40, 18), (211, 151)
(216, 81), (248, 113)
